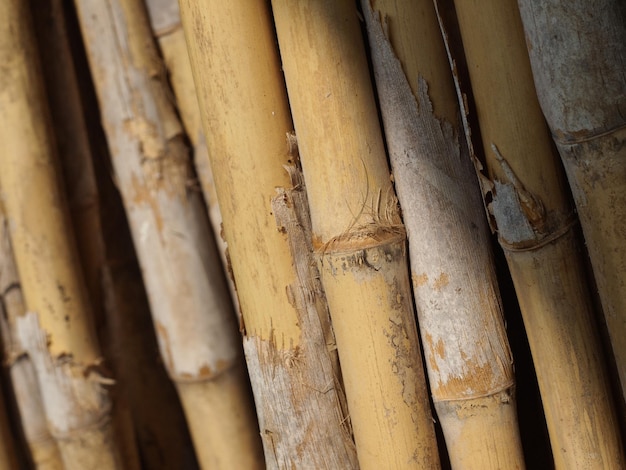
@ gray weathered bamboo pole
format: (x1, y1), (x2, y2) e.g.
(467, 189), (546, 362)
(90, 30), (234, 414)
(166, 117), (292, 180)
(71, 0), (263, 467)
(516, 0), (626, 409)
(361, 1), (525, 468)
(0, 1), (121, 467)
(179, 0), (360, 467)
(450, 0), (626, 466)
(271, 1), (441, 467)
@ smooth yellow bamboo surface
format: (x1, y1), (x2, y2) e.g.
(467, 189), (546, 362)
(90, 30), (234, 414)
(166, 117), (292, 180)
(179, 0), (359, 467)
(0, 1), (120, 468)
(452, 0), (625, 466)
(271, 1), (440, 467)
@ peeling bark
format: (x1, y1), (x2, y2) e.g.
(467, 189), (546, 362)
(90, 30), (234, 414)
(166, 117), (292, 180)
(363, 1), (525, 468)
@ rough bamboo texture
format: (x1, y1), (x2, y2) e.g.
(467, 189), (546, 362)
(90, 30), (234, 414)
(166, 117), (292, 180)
(516, 0), (626, 407)
(179, 0), (359, 467)
(271, 1), (440, 467)
(451, 0), (625, 467)
(143, 0), (239, 313)
(362, 1), (524, 468)
(72, 0), (263, 467)
(0, 208), (63, 469)
(0, 1), (121, 468)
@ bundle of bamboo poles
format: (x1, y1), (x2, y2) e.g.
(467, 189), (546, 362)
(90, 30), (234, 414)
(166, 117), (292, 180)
(0, 0), (623, 468)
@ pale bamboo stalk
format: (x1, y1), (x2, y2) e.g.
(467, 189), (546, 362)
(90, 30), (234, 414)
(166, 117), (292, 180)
(0, 1), (121, 468)
(450, 0), (625, 466)
(271, 1), (440, 467)
(516, 0), (626, 407)
(71, 0), (264, 467)
(179, 0), (360, 467)
(0, 208), (63, 469)
(143, 0), (240, 315)
(360, 1), (524, 468)
(31, 2), (142, 467)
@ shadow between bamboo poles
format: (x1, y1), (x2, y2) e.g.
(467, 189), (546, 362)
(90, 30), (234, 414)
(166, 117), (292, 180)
(0, 1), (122, 468)
(516, 0), (626, 411)
(270, 1), (441, 467)
(142, 0), (241, 317)
(178, 0), (360, 467)
(0, 210), (64, 469)
(0, 386), (19, 470)
(71, 0), (264, 467)
(449, 0), (626, 466)
(360, 1), (525, 468)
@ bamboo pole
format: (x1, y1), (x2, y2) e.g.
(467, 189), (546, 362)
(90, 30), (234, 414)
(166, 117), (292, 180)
(0, 208), (63, 469)
(0, 1), (121, 468)
(516, 0), (626, 407)
(143, 0), (239, 313)
(270, 1), (440, 467)
(72, 0), (263, 467)
(360, 1), (525, 468)
(449, 0), (626, 466)
(179, 0), (359, 467)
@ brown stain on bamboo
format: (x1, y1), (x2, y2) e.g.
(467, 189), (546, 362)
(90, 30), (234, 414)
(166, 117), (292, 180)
(432, 272), (449, 291)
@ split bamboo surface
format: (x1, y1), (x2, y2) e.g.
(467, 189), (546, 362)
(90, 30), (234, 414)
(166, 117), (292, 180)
(0, 206), (63, 469)
(516, 0), (626, 409)
(271, 1), (440, 467)
(0, 1), (121, 468)
(71, 0), (263, 467)
(361, 1), (524, 468)
(451, 0), (626, 467)
(179, 0), (359, 467)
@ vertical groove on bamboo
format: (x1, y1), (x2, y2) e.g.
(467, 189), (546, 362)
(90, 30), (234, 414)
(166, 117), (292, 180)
(271, 1), (440, 467)
(0, 208), (63, 469)
(361, 1), (525, 468)
(0, 1), (121, 468)
(179, 0), (360, 467)
(516, 0), (626, 411)
(71, 0), (263, 467)
(449, 0), (626, 466)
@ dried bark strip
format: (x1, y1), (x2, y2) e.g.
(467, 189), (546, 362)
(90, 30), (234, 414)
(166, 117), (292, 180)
(179, 0), (364, 466)
(448, 0), (626, 465)
(72, 0), (262, 467)
(0, 1), (121, 467)
(0, 210), (63, 469)
(517, 0), (626, 408)
(271, 1), (440, 467)
(363, 1), (525, 468)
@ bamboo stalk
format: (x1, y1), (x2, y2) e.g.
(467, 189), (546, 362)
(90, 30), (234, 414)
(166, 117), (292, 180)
(143, 0), (239, 314)
(516, 0), (626, 408)
(0, 208), (63, 469)
(71, 0), (263, 467)
(360, 1), (525, 468)
(270, 1), (440, 467)
(449, 0), (626, 466)
(179, 0), (360, 467)
(0, 1), (121, 468)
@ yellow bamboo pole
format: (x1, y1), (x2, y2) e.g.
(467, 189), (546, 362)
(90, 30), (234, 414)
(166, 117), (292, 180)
(516, 0), (626, 413)
(0, 207), (63, 469)
(270, 1), (441, 467)
(359, 1), (525, 467)
(179, 0), (360, 467)
(450, 0), (626, 466)
(143, 0), (239, 314)
(0, 1), (121, 468)
(72, 0), (263, 467)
